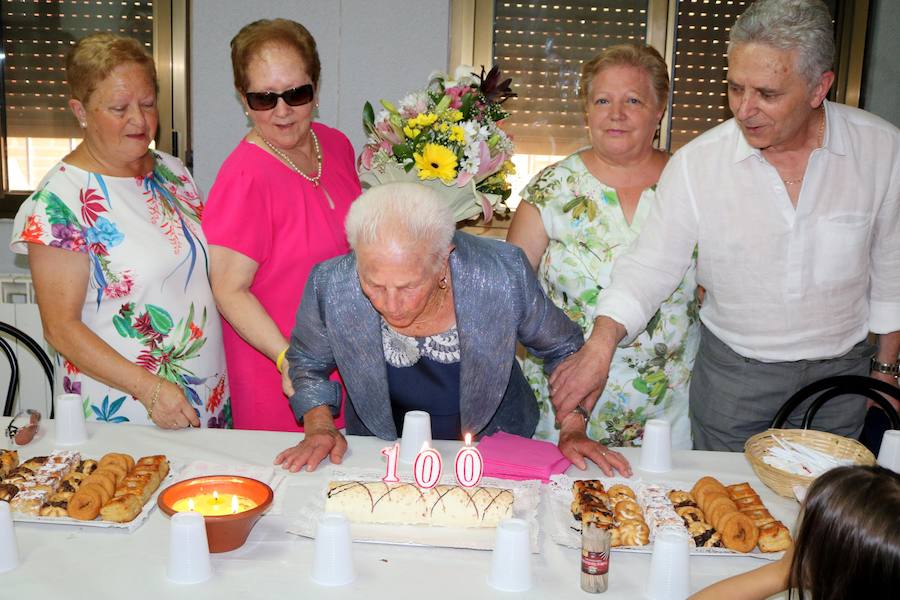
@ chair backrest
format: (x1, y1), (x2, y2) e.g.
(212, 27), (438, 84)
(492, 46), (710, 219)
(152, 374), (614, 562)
(1, 335), (19, 417)
(770, 375), (900, 430)
(0, 320), (55, 417)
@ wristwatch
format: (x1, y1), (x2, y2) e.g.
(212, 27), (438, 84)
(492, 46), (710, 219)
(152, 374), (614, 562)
(870, 357), (900, 378)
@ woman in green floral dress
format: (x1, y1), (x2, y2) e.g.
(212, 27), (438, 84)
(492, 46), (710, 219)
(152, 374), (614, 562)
(507, 45), (698, 454)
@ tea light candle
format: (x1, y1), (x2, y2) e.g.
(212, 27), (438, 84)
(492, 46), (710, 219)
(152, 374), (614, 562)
(172, 490), (258, 516)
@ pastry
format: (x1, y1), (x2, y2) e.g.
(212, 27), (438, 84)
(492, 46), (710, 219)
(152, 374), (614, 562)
(99, 493), (143, 523)
(675, 506), (705, 523)
(39, 501), (69, 517)
(607, 484), (636, 500)
(99, 453), (130, 473)
(687, 520), (723, 548)
(582, 507), (615, 529)
(705, 495), (739, 529)
(0, 483), (19, 502)
(726, 482), (756, 500)
(326, 481), (514, 527)
(757, 521), (792, 553)
(667, 490), (696, 508)
(613, 499), (643, 521)
(77, 459), (98, 475)
(717, 511), (759, 553)
(742, 509), (776, 528)
(67, 486), (103, 521)
(10, 489), (45, 515)
(0, 450), (19, 478)
(82, 472), (115, 498)
(136, 455), (168, 479)
(79, 482), (112, 505)
(734, 494), (766, 512)
(691, 476), (726, 497)
(573, 480), (606, 495)
(616, 518), (650, 546)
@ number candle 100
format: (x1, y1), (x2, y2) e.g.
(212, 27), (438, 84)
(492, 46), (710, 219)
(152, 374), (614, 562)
(381, 433), (484, 488)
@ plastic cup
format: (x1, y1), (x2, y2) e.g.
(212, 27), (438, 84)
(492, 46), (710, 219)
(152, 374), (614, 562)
(640, 419), (673, 473)
(646, 528), (691, 600)
(54, 393), (88, 446)
(877, 430), (900, 473)
(310, 513), (355, 586)
(0, 501), (20, 573)
(399, 410), (432, 464)
(167, 511), (212, 584)
(487, 518), (532, 592)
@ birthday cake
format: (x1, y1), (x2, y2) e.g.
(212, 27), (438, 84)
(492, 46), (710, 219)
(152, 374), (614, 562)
(325, 480), (514, 528)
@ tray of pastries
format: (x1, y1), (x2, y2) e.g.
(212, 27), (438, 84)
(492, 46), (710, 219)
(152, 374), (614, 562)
(1, 448), (173, 532)
(549, 474), (793, 560)
(286, 467), (542, 551)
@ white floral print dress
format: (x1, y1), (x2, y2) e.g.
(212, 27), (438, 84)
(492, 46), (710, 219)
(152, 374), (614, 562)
(10, 152), (230, 427)
(521, 153), (699, 449)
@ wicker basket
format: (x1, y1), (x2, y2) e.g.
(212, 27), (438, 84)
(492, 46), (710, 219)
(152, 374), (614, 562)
(744, 429), (876, 499)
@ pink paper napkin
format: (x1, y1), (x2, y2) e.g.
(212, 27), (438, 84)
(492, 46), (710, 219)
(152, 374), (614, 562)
(477, 431), (571, 482)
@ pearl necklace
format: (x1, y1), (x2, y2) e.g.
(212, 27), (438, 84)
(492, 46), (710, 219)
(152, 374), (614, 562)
(256, 129), (334, 208)
(782, 108), (826, 187)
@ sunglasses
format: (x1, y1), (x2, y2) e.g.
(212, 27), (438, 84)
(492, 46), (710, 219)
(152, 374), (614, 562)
(6, 409), (41, 446)
(245, 83), (315, 111)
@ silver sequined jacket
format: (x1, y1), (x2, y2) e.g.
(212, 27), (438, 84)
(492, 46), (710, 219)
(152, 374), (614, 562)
(286, 231), (584, 439)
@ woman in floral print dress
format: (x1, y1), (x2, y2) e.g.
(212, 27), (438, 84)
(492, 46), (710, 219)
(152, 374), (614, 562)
(9, 34), (229, 429)
(507, 45), (698, 455)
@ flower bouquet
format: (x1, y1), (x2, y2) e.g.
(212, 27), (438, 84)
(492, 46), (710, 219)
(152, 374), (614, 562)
(359, 66), (517, 223)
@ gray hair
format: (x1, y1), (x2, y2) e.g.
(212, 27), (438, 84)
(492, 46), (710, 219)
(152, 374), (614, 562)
(729, 0), (834, 86)
(345, 182), (455, 269)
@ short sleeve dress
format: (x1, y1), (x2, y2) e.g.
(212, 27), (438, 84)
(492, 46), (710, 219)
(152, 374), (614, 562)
(202, 122), (360, 432)
(521, 153), (700, 449)
(9, 151), (231, 427)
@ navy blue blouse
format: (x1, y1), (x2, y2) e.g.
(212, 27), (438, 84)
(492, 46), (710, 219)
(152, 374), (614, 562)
(381, 321), (462, 440)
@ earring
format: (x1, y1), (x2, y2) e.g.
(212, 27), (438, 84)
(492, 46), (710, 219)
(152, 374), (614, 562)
(438, 276), (448, 290)
(79, 121), (87, 128)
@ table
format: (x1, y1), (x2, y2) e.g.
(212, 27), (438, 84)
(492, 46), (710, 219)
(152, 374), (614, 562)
(2, 419), (798, 599)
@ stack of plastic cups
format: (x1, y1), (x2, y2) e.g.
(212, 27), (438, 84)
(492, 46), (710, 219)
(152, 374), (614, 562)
(487, 518), (532, 592)
(0, 501), (19, 573)
(399, 410), (432, 464)
(640, 419), (673, 473)
(55, 393), (88, 446)
(645, 528), (691, 600)
(310, 513), (355, 586)
(877, 430), (900, 474)
(167, 511), (212, 584)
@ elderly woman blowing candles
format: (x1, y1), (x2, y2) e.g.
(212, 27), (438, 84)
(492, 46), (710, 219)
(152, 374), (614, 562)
(274, 182), (632, 476)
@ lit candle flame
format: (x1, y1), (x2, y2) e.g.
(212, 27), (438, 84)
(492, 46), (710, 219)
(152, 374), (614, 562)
(213, 490), (220, 503)
(231, 494), (239, 514)
(188, 497), (195, 511)
(464, 432), (472, 446)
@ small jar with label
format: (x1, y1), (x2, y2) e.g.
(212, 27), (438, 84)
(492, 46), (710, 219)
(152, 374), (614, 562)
(581, 523), (611, 593)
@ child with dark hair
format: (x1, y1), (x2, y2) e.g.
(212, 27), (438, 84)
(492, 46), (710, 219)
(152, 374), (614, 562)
(691, 465), (900, 600)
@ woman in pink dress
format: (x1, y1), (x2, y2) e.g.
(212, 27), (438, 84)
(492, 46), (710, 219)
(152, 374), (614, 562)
(203, 19), (359, 431)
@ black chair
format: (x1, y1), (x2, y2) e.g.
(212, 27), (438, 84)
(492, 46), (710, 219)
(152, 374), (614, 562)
(770, 375), (900, 454)
(0, 321), (55, 417)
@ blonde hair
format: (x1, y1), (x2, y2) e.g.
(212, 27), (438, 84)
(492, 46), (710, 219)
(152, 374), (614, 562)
(345, 183), (455, 271)
(230, 19), (321, 93)
(579, 44), (669, 111)
(66, 33), (157, 104)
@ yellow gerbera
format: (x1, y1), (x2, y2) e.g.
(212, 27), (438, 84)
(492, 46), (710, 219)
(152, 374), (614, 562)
(414, 144), (458, 184)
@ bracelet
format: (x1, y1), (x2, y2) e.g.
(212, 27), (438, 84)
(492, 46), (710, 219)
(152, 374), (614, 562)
(145, 379), (163, 420)
(572, 404), (591, 424)
(871, 357), (900, 378)
(276, 347), (289, 374)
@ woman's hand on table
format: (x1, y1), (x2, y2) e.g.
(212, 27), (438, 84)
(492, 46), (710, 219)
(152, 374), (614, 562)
(558, 413), (632, 477)
(147, 379), (200, 429)
(274, 406), (346, 472)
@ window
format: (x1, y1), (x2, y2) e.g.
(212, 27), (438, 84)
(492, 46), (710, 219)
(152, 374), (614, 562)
(452, 0), (869, 208)
(0, 0), (188, 217)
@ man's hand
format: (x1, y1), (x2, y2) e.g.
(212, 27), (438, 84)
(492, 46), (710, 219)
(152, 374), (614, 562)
(868, 369), (899, 412)
(549, 339), (613, 425)
(557, 413), (632, 476)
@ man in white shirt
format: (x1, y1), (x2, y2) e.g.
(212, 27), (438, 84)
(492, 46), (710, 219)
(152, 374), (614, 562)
(549, 0), (900, 454)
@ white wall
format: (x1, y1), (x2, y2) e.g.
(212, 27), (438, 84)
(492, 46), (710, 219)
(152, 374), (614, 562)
(189, 0), (451, 195)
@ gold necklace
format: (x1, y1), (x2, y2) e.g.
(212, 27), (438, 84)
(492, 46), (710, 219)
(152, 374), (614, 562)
(257, 129), (334, 209)
(782, 108), (826, 186)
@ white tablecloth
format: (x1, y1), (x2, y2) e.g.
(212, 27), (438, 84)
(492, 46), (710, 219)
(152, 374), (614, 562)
(2, 419), (798, 598)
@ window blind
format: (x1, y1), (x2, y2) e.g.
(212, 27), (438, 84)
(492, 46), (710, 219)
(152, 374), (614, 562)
(491, 0), (649, 155)
(2, 0), (154, 138)
(668, 0), (753, 150)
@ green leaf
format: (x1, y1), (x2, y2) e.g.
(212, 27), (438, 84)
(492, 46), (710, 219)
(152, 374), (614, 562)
(392, 144), (413, 161)
(113, 314), (137, 338)
(579, 288), (599, 305)
(363, 101), (375, 133)
(34, 190), (79, 226)
(602, 189), (619, 206)
(146, 304), (174, 335)
(155, 160), (181, 187)
(633, 378), (650, 393)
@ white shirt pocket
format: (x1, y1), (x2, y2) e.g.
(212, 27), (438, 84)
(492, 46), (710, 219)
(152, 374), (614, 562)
(813, 213), (871, 285)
